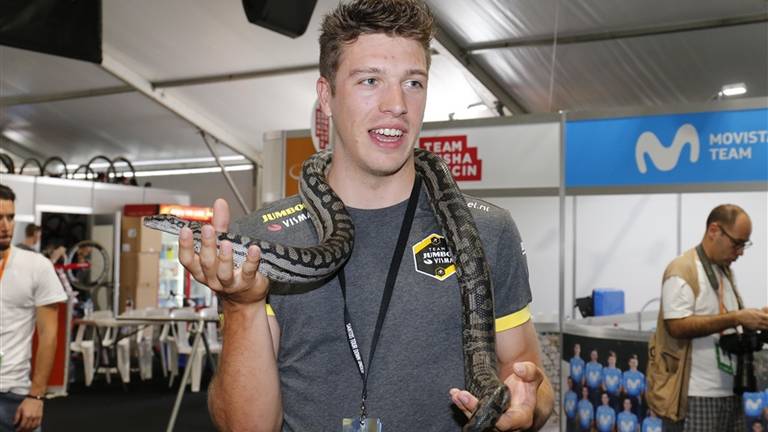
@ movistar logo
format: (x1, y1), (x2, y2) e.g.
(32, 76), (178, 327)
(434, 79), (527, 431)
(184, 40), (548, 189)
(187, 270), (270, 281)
(635, 123), (700, 173)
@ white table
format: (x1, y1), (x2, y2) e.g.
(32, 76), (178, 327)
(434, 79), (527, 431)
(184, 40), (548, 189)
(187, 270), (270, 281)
(116, 314), (219, 432)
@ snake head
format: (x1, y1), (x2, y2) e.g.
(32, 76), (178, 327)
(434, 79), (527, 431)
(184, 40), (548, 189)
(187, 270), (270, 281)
(462, 385), (511, 432)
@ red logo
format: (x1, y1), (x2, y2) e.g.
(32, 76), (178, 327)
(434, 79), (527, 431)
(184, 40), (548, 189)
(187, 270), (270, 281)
(419, 135), (482, 181)
(267, 224), (282, 232)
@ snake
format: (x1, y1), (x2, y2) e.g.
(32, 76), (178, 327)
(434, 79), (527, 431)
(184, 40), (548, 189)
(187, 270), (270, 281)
(143, 148), (509, 431)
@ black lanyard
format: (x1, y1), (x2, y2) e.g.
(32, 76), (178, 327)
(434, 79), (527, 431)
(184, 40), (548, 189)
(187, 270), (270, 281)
(339, 175), (422, 422)
(695, 244), (743, 310)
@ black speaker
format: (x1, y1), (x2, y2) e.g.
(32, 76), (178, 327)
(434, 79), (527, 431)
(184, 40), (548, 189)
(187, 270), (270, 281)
(0, 0), (101, 63)
(242, 0), (318, 39)
(575, 296), (594, 318)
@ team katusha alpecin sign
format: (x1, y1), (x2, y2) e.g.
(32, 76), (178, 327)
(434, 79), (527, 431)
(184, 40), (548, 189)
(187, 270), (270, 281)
(419, 135), (482, 181)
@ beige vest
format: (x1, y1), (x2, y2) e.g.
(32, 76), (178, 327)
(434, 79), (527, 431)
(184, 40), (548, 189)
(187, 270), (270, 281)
(646, 247), (742, 421)
(646, 248), (700, 422)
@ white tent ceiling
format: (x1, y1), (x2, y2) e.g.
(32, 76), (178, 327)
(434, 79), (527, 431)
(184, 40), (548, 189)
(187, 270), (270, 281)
(1, 0), (766, 171)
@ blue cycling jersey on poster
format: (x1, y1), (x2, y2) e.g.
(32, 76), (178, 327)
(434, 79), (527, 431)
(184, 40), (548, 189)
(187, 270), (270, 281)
(577, 399), (594, 430)
(641, 416), (662, 432)
(743, 391), (764, 418)
(602, 366), (622, 395)
(586, 361), (603, 389)
(564, 390), (578, 419)
(570, 356), (585, 383)
(595, 405), (616, 432)
(617, 411), (639, 432)
(622, 369), (645, 397)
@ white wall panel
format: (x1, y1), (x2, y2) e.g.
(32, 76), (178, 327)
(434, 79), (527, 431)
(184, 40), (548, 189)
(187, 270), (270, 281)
(34, 177), (93, 209)
(574, 194), (678, 313)
(92, 183), (144, 214)
(422, 122), (560, 190)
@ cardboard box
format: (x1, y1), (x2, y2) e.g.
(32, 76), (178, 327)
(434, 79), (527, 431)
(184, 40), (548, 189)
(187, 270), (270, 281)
(119, 283), (159, 313)
(120, 251), (160, 288)
(121, 216), (162, 253)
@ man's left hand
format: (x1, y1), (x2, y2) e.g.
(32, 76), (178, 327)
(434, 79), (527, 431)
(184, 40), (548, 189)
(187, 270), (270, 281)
(14, 398), (43, 432)
(450, 361), (544, 431)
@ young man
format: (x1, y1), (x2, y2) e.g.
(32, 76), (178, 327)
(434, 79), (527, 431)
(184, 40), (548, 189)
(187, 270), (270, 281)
(585, 349), (603, 406)
(15, 223), (40, 252)
(621, 355), (645, 418)
(617, 398), (639, 432)
(0, 185), (67, 431)
(647, 204), (768, 431)
(641, 411), (662, 432)
(576, 386), (594, 432)
(595, 392), (616, 432)
(602, 350), (622, 410)
(564, 376), (579, 432)
(178, 0), (553, 430)
(570, 343), (585, 391)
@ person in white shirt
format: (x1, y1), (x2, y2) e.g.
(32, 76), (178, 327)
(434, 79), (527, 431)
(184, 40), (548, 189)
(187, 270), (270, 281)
(654, 204), (768, 432)
(0, 184), (67, 432)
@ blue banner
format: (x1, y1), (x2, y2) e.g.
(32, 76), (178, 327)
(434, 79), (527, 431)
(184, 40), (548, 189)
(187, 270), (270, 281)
(565, 109), (768, 187)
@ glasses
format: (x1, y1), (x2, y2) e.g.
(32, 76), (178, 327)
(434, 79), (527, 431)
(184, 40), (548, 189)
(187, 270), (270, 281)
(717, 224), (753, 250)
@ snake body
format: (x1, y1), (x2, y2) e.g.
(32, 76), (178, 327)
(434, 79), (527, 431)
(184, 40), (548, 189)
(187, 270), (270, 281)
(143, 148), (508, 430)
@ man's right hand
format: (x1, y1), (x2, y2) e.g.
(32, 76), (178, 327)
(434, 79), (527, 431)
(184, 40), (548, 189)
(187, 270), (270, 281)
(178, 198), (270, 310)
(737, 307), (768, 330)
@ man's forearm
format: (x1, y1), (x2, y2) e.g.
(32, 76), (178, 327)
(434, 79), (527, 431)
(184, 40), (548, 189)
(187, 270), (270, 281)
(31, 306), (60, 396)
(30, 330), (57, 396)
(208, 300), (282, 432)
(665, 312), (740, 339)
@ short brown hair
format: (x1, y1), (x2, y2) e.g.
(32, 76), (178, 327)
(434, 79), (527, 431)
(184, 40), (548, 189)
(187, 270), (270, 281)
(0, 184), (15, 201)
(706, 204), (746, 229)
(25, 223), (41, 238)
(319, 0), (434, 92)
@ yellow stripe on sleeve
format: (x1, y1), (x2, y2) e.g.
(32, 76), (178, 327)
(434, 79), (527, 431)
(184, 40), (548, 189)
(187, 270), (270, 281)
(495, 305), (531, 332)
(266, 304), (275, 317)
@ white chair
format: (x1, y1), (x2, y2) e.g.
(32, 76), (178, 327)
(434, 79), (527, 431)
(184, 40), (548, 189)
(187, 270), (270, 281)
(164, 308), (199, 389)
(164, 307), (222, 392)
(136, 307), (171, 380)
(70, 310), (114, 386)
(112, 308), (149, 384)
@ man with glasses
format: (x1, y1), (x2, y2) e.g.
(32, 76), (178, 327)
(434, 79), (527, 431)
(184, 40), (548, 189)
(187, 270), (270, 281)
(647, 204), (768, 432)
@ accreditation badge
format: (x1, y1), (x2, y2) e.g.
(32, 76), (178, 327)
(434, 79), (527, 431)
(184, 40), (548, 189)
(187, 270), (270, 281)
(342, 417), (383, 432)
(714, 340), (735, 375)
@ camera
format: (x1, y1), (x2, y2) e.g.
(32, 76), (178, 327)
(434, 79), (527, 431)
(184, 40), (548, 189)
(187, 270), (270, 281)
(718, 330), (768, 394)
(718, 330), (768, 355)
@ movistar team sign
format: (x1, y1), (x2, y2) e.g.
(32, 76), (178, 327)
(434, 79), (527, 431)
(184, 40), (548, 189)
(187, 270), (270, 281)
(565, 108), (768, 187)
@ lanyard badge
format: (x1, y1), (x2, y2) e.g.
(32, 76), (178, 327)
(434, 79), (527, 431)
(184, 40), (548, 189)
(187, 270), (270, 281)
(339, 176), (422, 431)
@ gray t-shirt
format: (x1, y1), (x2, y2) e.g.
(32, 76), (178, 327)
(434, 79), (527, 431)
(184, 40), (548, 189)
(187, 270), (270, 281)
(233, 187), (532, 432)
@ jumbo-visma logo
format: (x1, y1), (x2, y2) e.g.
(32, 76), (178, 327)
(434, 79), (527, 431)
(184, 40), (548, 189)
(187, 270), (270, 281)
(635, 124), (700, 173)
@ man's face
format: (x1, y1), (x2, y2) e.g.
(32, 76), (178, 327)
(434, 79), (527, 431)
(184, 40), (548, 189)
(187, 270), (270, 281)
(590, 350), (598, 361)
(574, 344), (581, 356)
(709, 213), (752, 265)
(317, 33), (428, 179)
(0, 199), (15, 251)
(629, 358), (638, 369)
(608, 355), (616, 367)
